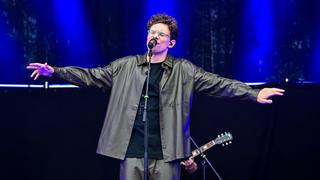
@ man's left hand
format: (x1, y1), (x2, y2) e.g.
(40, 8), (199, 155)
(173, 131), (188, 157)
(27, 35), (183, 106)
(257, 88), (285, 104)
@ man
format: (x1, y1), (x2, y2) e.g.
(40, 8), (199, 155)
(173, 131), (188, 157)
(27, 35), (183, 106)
(27, 13), (284, 180)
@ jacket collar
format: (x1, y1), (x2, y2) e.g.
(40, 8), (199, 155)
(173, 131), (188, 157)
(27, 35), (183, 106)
(138, 53), (174, 69)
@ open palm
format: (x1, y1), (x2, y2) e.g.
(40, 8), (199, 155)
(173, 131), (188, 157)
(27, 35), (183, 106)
(257, 88), (285, 104)
(26, 63), (54, 80)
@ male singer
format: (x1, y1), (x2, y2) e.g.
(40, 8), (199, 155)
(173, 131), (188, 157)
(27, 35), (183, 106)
(27, 13), (284, 179)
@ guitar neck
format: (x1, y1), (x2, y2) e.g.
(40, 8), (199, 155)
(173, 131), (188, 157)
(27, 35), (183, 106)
(190, 140), (216, 158)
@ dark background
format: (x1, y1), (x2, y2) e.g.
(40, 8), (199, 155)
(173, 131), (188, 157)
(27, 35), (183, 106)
(1, 0), (320, 83)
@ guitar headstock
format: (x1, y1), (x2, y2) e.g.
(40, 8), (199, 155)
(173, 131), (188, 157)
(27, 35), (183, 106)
(213, 132), (233, 146)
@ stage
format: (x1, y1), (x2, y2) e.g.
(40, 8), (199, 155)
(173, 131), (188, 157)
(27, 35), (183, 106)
(1, 82), (319, 180)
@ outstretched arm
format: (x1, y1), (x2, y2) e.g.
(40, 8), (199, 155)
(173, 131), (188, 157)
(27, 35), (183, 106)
(192, 64), (285, 103)
(26, 63), (54, 80)
(27, 62), (113, 88)
(257, 88), (285, 104)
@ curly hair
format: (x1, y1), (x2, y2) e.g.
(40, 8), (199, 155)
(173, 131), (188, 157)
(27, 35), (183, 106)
(147, 13), (179, 40)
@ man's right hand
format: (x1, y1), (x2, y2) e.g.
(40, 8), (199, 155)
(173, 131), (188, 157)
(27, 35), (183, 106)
(26, 63), (54, 80)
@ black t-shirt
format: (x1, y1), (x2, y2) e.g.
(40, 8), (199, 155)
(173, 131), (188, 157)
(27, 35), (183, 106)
(126, 62), (164, 159)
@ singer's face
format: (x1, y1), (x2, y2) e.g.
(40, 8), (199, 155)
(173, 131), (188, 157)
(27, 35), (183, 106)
(147, 23), (172, 54)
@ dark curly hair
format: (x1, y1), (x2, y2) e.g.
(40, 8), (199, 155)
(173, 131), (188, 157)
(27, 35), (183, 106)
(147, 13), (179, 40)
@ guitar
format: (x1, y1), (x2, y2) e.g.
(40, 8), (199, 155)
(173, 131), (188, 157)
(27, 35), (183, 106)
(190, 132), (233, 158)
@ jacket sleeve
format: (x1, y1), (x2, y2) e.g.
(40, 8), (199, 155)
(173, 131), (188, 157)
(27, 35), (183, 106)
(52, 64), (113, 88)
(193, 65), (260, 102)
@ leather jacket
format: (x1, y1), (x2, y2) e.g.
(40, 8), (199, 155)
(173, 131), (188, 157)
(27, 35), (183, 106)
(53, 54), (260, 162)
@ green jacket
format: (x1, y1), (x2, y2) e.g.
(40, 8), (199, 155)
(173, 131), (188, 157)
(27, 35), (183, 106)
(53, 54), (260, 162)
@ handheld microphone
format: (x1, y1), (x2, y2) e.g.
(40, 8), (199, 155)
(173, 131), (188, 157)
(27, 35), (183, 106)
(147, 38), (158, 49)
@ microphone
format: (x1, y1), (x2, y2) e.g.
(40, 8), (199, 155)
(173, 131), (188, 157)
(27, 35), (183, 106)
(147, 38), (158, 49)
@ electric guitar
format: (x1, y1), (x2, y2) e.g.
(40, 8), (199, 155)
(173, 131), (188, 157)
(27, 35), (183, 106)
(190, 132), (233, 158)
